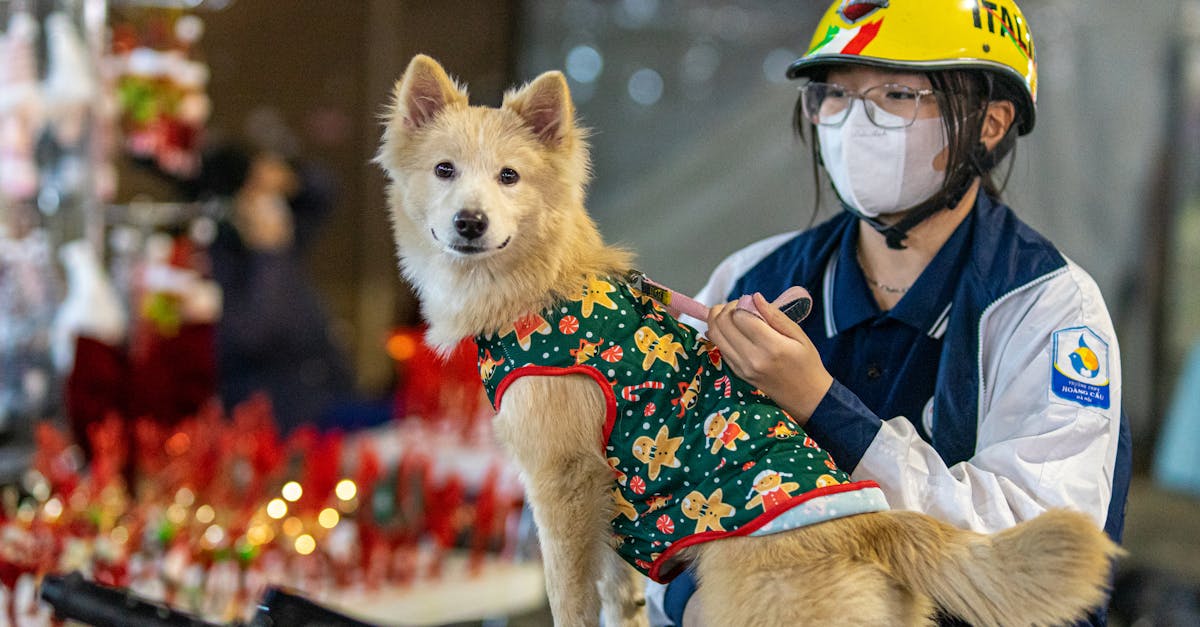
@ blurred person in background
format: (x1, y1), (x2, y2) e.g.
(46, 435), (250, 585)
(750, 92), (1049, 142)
(192, 144), (354, 434)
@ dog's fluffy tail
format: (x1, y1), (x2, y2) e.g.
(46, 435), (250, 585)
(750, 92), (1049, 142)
(863, 509), (1123, 627)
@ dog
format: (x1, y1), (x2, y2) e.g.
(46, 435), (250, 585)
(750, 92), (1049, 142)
(376, 54), (1122, 627)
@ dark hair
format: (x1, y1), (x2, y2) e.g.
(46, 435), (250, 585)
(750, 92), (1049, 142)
(794, 68), (1022, 216)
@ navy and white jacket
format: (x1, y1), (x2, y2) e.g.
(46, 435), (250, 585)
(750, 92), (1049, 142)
(649, 192), (1131, 626)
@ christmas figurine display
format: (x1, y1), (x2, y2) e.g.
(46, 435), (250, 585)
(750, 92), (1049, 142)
(39, 12), (99, 208)
(0, 8), (41, 202)
(2, 359), (526, 624)
(110, 13), (211, 179)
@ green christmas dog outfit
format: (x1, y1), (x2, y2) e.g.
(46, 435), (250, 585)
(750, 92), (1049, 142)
(475, 275), (888, 582)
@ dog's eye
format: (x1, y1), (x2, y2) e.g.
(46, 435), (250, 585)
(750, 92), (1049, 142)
(434, 162), (456, 179)
(498, 167), (520, 185)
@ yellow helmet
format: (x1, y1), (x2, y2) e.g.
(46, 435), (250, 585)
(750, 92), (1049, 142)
(787, 0), (1037, 135)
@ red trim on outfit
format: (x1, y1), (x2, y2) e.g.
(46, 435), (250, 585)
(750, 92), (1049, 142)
(645, 480), (882, 582)
(492, 364), (620, 446)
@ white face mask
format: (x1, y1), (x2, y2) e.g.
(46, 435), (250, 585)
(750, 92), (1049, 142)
(818, 103), (948, 218)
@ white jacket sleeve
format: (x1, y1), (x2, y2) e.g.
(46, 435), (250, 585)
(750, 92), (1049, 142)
(852, 260), (1121, 533)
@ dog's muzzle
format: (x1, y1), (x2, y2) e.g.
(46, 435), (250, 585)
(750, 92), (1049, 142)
(453, 209), (488, 240)
(435, 209), (511, 255)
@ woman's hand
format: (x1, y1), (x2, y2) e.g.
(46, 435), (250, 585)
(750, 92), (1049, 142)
(705, 293), (833, 425)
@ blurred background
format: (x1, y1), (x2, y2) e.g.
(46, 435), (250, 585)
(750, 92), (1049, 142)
(1, 0), (1198, 625)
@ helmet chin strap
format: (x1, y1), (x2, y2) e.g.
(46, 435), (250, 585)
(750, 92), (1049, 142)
(842, 140), (994, 250)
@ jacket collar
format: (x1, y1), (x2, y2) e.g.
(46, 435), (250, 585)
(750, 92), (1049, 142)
(824, 201), (975, 338)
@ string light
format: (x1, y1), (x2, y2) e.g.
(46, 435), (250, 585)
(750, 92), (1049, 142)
(281, 481), (303, 502)
(246, 524), (274, 546)
(386, 333), (418, 361)
(334, 479), (357, 501)
(627, 68), (664, 105)
(266, 498), (287, 520)
(42, 498), (63, 522)
(318, 508), (340, 529)
(167, 503), (188, 525)
(282, 516), (303, 537)
(195, 504), (215, 524)
(203, 524), (224, 547)
(174, 488), (195, 507)
(294, 534), (316, 556)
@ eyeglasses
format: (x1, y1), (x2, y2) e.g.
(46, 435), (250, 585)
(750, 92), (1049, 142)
(801, 82), (938, 129)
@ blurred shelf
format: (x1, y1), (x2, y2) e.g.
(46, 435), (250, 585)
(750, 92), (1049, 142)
(329, 554), (546, 627)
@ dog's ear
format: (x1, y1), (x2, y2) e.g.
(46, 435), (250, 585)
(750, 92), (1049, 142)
(391, 54), (468, 131)
(503, 71), (574, 146)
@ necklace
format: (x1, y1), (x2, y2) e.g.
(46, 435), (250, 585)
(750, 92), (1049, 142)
(857, 250), (912, 295)
(862, 272), (911, 295)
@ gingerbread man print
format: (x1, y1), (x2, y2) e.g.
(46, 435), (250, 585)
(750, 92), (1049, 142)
(631, 425), (683, 480)
(745, 469), (801, 513)
(680, 488), (735, 533)
(705, 410), (750, 454)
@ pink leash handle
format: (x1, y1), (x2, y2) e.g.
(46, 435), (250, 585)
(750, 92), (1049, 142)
(632, 274), (711, 321)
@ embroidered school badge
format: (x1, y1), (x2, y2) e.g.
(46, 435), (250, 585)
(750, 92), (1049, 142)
(1049, 326), (1110, 409)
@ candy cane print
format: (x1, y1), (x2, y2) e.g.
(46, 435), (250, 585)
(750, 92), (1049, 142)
(713, 375), (732, 398)
(621, 381), (665, 401)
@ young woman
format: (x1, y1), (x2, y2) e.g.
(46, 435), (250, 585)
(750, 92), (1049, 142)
(650, 1), (1132, 625)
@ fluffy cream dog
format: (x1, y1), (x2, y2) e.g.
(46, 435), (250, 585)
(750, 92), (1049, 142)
(376, 54), (1121, 627)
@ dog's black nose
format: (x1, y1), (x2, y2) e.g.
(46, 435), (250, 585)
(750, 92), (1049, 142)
(453, 210), (489, 240)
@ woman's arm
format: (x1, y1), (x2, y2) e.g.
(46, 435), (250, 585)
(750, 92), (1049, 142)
(852, 264), (1122, 532)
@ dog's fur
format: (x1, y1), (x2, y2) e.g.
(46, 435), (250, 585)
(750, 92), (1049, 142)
(376, 54), (1122, 627)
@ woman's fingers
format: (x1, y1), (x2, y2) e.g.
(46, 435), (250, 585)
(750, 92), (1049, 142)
(726, 295), (792, 346)
(704, 294), (831, 422)
(751, 293), (810, 343)
(706, 301), (747, 364)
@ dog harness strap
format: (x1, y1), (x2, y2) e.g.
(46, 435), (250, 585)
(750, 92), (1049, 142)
(626, 270), (711, 321)
(475, 275), (888, 582)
